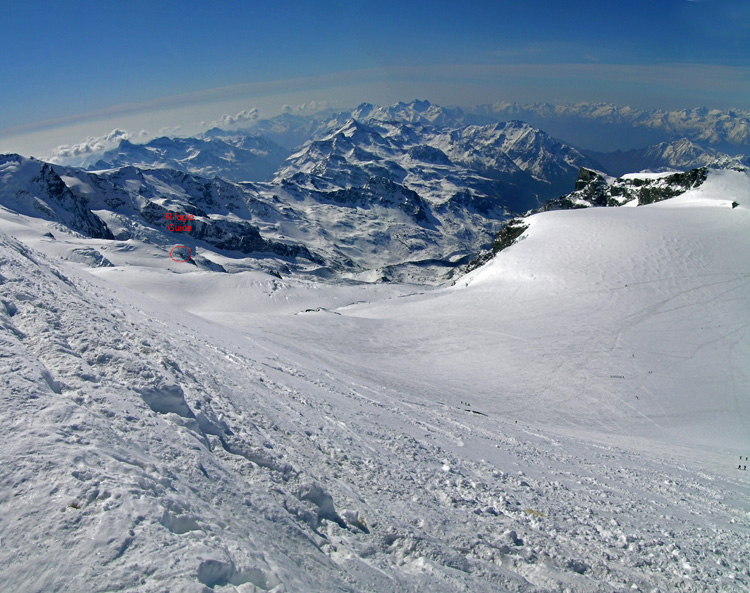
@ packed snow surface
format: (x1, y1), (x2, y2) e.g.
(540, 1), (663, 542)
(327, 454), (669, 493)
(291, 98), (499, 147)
(1, 169), (749, 592)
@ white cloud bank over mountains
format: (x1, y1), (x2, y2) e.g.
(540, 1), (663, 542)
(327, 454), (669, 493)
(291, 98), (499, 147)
(210, 108), (260, 128)
(46, 129), (137, 165)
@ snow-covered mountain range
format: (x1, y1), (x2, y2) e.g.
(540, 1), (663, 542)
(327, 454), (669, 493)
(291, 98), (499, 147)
(473, 101), (750, 152)
(0, 155), (113, 239)
(43, 101), (750, 197)
(90, 132), (290, 183)
(6, 99), (750, 284)
(2, 152), (497, 282)
(78, 101), (602, 205)
(3, 104), (614, 283)
(585, 138), (750, 177)
(275, 116), (597, 213)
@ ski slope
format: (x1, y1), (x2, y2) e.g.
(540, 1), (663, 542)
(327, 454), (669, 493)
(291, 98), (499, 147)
(1, 169), (749, 591)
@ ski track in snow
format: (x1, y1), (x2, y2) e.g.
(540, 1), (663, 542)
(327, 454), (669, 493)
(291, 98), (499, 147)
(1, 169), (750, 592)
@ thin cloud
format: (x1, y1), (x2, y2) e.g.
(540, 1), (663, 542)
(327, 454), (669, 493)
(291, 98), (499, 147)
(158, 125), (182, 136)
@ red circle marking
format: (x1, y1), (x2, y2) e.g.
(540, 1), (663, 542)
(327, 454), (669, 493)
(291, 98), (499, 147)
(169, 245), (192, 263)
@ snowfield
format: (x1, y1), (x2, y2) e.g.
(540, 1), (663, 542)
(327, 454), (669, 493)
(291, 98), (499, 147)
(1, 169), (749, 592)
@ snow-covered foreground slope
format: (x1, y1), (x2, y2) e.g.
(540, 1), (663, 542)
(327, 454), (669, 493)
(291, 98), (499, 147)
(1, 170), (749, 592)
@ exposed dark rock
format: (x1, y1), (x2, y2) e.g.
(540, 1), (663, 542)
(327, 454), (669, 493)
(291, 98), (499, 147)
(320, 176), (430, 223)
(0, 156), (114, 239)
(67, 248), (114, 268)
(407, 145), (452, 165)
(465, 218), (528, 272)
(542, 167), (707, 211)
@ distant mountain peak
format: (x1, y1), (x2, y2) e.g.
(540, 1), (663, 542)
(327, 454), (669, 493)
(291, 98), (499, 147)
(405, 99), (432, 111)
(472, 101), (750, 152)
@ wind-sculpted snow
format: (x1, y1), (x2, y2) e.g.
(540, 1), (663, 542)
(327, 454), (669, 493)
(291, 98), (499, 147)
(1, 168), (749, 592)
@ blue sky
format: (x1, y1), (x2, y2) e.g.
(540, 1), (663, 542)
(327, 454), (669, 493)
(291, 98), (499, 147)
(2, 0), (749, 156)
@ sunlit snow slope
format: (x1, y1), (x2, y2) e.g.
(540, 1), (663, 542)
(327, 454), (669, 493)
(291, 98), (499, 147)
(333, 168), (750, 450)
(1, 169), (749, 592)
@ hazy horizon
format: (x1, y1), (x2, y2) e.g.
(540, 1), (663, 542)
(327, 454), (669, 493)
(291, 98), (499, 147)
(3, 1), (750, 157)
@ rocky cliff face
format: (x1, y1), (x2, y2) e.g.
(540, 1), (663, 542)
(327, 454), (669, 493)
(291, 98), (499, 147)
(0, 155), (113, 239)
(540, 167), (708, 211)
